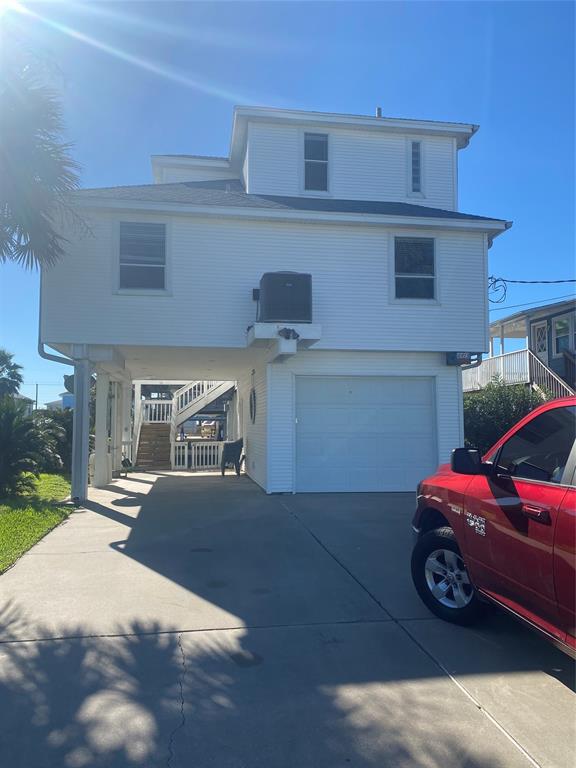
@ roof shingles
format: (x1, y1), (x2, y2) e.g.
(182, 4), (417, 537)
(77, 178), (505, 222)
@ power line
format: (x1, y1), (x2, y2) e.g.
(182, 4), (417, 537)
(489, 293), (576, 313)
(488, 275), (576, 303)
(492, 277), (576, 284)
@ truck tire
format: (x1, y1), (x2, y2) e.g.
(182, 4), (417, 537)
(411, 526), (483, 625)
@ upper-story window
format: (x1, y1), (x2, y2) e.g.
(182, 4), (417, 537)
(119, 222), (166, 290)
(394, 237), (435, 299)
(411, 141), (422, 193)
(304, 133), (328, 192)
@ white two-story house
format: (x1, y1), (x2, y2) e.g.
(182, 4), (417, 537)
(39, 106), (511, 501)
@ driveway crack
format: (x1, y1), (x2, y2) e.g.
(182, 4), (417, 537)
(166, 632), (187, 768)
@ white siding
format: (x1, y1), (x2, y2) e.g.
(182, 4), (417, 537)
(266, 351), (463, 493)
(41, 214), (488, 354)
(237, 363), (267, 490)
(155, 165), (236, 184)
(246, 121), (456, 209)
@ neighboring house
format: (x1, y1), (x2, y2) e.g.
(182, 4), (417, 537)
(14, 393), (34, 416)
(40, 106), (512, 500)
(463, 298), (576, 397)
(45, 391), (75, 411)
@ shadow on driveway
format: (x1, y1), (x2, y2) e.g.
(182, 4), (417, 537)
(0, 473), (573, 767)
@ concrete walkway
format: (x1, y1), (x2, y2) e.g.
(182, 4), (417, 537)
(0, 472), (574, 767)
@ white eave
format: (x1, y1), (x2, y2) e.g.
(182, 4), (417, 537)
(73, 194), (510, 241)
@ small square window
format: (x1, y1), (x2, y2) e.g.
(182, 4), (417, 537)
(395, 238), (435, 300)
(119, 222), (166, 290)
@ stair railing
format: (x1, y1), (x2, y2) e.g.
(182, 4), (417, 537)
(169, 381), (225, 442)
(133, 406), (143, 465)
(528, 350), (575, 399)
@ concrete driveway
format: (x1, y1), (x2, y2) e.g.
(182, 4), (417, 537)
(0, 472), (574, 768)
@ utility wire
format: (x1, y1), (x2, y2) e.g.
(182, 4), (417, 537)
(489, 293), (576, 313)
(488, 275), (576, 303)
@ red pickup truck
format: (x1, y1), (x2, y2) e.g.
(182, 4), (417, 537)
(411, 396), (576, 657)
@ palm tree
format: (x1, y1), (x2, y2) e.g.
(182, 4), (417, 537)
(0, 349), (23, 398)
(0, 29), (80, 269)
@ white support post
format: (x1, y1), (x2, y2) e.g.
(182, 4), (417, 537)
(121, 382), (132, 461)
(500, 323), (505, 355)
(134, 382), (142, 427)
(110, 382), (122, 473)
(489, 337), (494, 358)
(93, 371), (111, 488)
(71, 358), (91, 502)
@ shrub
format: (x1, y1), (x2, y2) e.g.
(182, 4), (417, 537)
(464, 377), (546, 455)
(40, 408), (73, 473)
(0, 397), (63, 496)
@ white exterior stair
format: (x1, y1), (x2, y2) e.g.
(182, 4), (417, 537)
(172, 380), (235, 427)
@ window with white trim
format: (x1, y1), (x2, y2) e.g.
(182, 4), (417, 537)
(552, 314), (574, 356)
(411, 141), (422, 193)
(119, 222), (166, 290)
(394, 237), (435, 299)
(304, 133), (328, 191)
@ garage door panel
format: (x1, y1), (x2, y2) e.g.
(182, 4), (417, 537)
(296, 376), (437, 492)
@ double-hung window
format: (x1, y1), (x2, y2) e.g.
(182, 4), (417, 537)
(394, 237), (435, 299)
(411, 141), (422, 193)
(119, 222), (166, 290)
(552, 314), (574, 356)
(304, 133), (328, 192)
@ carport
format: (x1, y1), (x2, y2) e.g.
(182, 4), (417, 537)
(0, 473), (573, 767)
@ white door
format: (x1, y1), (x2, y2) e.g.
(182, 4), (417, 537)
(531, 321), (549, 365)
(295, 376), (437, 492)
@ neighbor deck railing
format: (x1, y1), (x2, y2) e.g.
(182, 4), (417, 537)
(462, 349), (574, 399)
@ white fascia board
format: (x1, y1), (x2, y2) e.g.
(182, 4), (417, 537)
(75, 196), (511, 235)
(151, 156), (230, 168)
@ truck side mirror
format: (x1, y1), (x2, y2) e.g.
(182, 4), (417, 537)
(451, 448), (482, 475)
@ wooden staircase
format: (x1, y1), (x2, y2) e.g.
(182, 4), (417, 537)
(136, 423), (171, 470)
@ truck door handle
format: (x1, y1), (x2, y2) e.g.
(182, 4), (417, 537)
(522, 504), (551, 524)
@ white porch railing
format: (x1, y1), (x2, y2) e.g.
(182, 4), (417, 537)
(133, 406), (144, 462)
(171, 441), (224, 470)
(142, 399), (173, 423)
(462, 349), (574, 399)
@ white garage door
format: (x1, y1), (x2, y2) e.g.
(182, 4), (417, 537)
(295, 376), (437, 492)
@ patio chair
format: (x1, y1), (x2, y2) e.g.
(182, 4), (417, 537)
(221, 438), (244, 476)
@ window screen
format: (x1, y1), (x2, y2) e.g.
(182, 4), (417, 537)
(119, 222), (166, 290)
(394, 238), (435, 299)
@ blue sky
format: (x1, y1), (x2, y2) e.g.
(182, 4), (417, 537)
(1, 0), (574, 405)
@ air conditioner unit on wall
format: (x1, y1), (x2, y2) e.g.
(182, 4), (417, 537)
(258, 272), (312, 323)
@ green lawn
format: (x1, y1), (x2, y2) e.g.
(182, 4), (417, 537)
(0, 474), (71, 573)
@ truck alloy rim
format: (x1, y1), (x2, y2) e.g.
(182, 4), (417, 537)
(424, 548), (474, 609)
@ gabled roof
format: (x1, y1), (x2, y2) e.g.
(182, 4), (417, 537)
(77, 178), (506, 224)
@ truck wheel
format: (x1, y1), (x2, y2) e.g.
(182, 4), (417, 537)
(411, 527), (483, 625)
